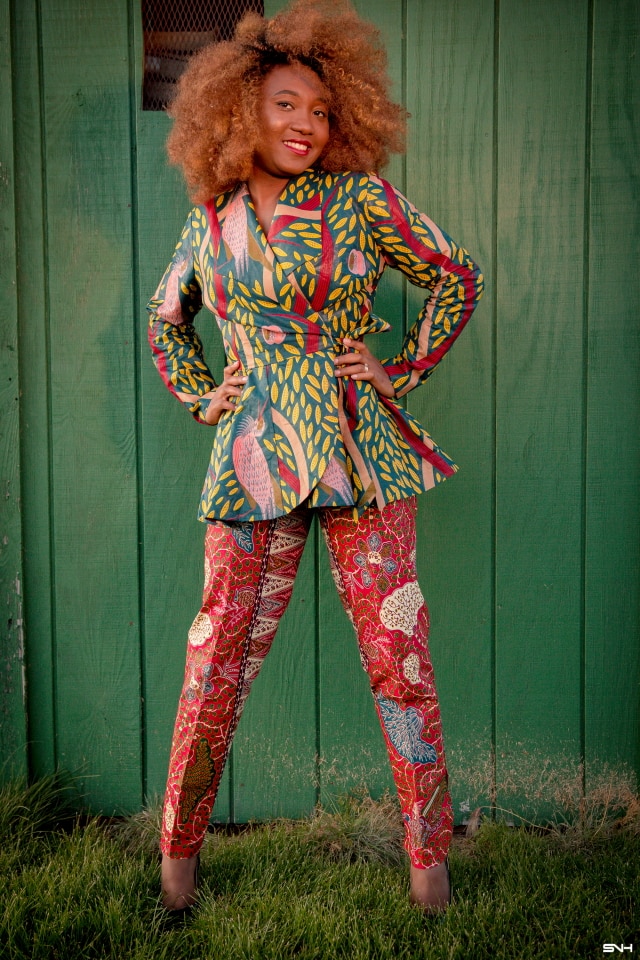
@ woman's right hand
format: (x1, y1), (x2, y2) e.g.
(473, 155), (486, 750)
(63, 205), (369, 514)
(203, 361), (247, 425)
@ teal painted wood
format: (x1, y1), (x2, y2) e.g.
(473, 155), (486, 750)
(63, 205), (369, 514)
(584, 0), (640, 788)
(405, 0), (496, 822)
(32, 0), (143, 812)
(494, 0), (589, 817)
(226, 0), (315, 822)
(11, 0), (56, 780)
(316, 0), (405, 810)
(232, 534), (318, 820)
(129, 27), (235, 817)
(0, 0), (28, 781)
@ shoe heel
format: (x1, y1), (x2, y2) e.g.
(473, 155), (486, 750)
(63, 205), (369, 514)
(160, 851), (200, 920)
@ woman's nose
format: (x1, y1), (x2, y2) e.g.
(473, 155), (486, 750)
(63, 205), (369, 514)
(291, 113), (313, 134)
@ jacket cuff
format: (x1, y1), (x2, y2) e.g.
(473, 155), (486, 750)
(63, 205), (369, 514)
(187, 395), (213, 424)
(382, 362), (413, 399)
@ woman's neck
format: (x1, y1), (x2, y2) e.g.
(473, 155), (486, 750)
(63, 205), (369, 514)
(246, 170), (291, 234)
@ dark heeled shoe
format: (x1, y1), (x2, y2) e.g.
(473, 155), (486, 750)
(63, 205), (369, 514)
(409, 856), (451, 916)
(445, 856), (452, 906)
(160, 853), (200, 922)
(431, 857), (452, 923)
(160, 902), (194, 927)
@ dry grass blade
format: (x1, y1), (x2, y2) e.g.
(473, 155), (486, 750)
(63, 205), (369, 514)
(106, 800), (163, 857)
(303, 791), (405, 866)
(465, 807), (483, 838)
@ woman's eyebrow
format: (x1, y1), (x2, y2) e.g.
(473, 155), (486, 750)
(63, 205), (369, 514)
(272, 88), (328, 102)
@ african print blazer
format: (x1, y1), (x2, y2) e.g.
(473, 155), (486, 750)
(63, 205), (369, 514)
(148, 171), (484, 523)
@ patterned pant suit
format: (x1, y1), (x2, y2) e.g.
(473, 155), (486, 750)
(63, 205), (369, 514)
(161, 496), (452, 869)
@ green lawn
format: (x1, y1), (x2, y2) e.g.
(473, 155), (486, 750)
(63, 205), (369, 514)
(0, 776), (637, 960)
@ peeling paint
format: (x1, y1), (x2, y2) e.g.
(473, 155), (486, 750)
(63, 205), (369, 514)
(14, 575), (26, 705)
(1, 574), (26, 709)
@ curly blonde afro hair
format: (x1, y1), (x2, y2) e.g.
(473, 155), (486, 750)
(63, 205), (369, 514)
(166, 0), (407, 201)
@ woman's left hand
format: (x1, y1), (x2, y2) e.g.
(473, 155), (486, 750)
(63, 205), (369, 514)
(334, 338), (395, 399)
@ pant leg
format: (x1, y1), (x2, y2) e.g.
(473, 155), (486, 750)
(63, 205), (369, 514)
(161, 509), (312, 858)
(319, 497), (453, 869)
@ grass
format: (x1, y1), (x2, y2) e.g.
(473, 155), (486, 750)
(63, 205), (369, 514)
(0, 774), (638, 960)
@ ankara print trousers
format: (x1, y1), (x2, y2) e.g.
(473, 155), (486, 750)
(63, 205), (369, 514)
(160, 497), (453, 869)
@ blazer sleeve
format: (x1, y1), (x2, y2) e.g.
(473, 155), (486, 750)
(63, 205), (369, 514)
(365, 176), (484, 399)
(147, 209), (217, 424)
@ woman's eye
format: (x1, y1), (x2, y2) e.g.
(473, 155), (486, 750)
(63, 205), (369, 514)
(314, 110), (327, 118)
(277, 101), (293, 109)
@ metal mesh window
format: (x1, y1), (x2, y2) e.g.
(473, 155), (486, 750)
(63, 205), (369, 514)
(142, 0), (264, 111)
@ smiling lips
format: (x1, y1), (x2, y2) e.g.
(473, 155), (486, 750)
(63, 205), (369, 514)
(283, 139), (312, 156)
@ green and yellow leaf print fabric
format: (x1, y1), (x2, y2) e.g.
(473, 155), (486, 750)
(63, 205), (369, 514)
(148, 171), (484, 522)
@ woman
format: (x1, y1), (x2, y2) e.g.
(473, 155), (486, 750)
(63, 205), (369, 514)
(148, 0), (483, 915)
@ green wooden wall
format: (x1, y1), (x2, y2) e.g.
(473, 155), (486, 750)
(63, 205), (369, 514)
(1, 0), (638, 825)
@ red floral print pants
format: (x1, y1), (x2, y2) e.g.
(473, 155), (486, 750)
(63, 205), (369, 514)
(161, 497), (452, 869)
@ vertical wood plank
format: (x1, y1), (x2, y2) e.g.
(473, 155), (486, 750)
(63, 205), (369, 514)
(0, 0), (28, 780)
(40, 0), (142, 811)
(317, 0), (405, 810)
(494, 0), (589, 816)
(12, 0), (57, 778)
(584, 0), (640, 786)
(233, 536), (318, 820)
(405, 0), (495, 822)
(132, 8), (235, 819)
(232, 0), (317, 820)
(132, 44), (215, 812)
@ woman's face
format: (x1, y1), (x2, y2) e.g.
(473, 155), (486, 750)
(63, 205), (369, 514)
(252, 63), (330, 181)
